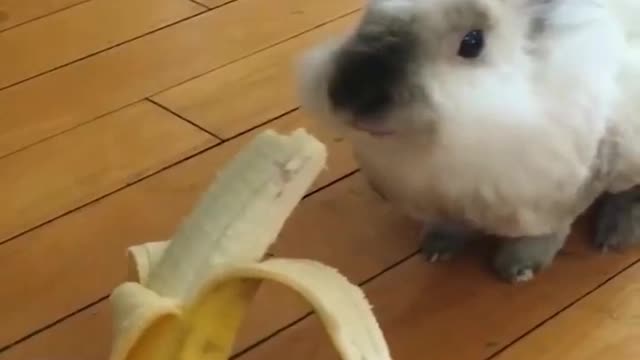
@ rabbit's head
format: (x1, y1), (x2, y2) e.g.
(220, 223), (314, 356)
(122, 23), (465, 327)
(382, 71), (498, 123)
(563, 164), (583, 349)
(297, 0), (624, 141)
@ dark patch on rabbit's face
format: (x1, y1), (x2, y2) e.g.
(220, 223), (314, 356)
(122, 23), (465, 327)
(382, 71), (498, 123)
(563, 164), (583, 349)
(529, 16), (547, 38)
(327, 17), (418, 119)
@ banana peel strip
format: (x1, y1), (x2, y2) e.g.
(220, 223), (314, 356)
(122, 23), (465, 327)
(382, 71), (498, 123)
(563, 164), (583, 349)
(108, 129), (392, 360)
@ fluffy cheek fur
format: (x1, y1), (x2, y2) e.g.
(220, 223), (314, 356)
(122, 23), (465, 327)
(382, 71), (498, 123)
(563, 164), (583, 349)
(296, 38), (345, 130)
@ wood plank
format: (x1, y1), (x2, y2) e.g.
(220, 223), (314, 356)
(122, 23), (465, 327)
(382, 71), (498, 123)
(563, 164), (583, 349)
(152, 13), (360, 139)
(0, 0), (204, 89)
(6, 173), (640, 360)
(233, 173), (421, 352)
(494, 262), (640, 360)
(0, 110), (356, 352)
(0, 0), (88, 31)
(0, 172), (419, 360)
(0, 0), (361, 158)
(0, 302), (113, 357)
(0, 100), (215, 244)
(239, 229), (640, 360)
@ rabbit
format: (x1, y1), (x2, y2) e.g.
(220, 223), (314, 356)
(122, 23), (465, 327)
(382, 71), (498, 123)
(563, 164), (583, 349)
(295, 0), (640, 283)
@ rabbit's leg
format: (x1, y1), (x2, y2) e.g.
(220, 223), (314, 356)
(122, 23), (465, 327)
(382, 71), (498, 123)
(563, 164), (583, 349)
(421, 222), (477, 262)
(594, 185), (640, 250)
(493, 228), (569, 283)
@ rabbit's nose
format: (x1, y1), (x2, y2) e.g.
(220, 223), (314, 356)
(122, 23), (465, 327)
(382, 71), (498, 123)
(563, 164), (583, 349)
(328, 52), (395, 117)
(327, 32), (413, 118)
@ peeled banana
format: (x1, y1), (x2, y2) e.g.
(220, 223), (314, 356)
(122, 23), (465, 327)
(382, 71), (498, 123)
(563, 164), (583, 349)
(108, 128), (392, 360)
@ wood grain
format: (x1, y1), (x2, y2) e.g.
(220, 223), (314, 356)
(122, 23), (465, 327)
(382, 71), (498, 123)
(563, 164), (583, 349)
(0, 0), (361, 158)
(0, 0), (88, 31)
(0, 0), (204, 89)
(8, 182), (640, 360)
(0, 172), (421, 360)
(234, 173), (422, 353)
(153, 13), (359, 138)
(0, 110), (356, 352)
(238, 226), (640, 360)
(494, 261), (640, 360)
(0, 100), (215, 244)
(0, 302), (113, 358)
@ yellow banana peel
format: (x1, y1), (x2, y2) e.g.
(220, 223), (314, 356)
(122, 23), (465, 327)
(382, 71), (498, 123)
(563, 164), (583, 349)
(108, 129), (392, 360)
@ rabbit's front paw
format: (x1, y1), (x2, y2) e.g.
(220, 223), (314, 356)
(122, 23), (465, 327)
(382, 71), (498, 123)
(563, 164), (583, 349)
(421, 223), (474, 262)
(493, 231), (568, 284)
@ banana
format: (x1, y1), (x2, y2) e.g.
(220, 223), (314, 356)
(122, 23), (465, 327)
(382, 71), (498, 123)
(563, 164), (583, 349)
(108, 129), (392, 360)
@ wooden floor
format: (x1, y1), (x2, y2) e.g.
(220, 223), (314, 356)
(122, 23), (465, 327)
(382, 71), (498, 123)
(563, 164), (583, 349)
(1, 0), (639, 359)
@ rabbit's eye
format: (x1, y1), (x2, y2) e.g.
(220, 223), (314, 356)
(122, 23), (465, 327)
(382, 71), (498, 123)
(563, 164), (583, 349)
(458, 30), (484, 59)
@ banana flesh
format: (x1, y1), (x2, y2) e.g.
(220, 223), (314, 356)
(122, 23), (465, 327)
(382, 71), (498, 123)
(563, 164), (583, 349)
(108, 129), (392, 360)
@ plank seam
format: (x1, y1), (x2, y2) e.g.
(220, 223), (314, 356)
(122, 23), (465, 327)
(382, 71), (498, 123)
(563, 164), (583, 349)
(0, 8), (359, 161)
(0, 3), (359, 93)
(0, 105), (303, 249)
(0, 138), (218, 248)
(0, 105), (311, 247)
(0, 102), (139, 161)
(6, 242), (640, 357)
(146, 98), (223, 140)
(0, 169), (362, 354)
(0, 0), (94, 34)
(0, 296), (108, 353)
(147, 9), (360, 100)
(0, 1), (213, 92)
(231, 248), (420, 359)
(193, 0), (245, 11)
(186, 0), (210, 10)
(222, 107), (300, 140)
(485, 256), (640, 360)
(0, 5), (366, 349)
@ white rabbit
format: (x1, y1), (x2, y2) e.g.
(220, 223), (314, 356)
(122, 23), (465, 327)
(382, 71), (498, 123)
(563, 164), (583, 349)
(296, 0), (640, 283)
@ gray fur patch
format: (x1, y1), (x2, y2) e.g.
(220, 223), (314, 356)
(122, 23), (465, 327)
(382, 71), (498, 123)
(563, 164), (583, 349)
(421, 222), (478, 262)
(529, 16), (547, 38)
(494, 228), (569, 283)
(526, 0), (558, 40)
(595, 186), (640, 250)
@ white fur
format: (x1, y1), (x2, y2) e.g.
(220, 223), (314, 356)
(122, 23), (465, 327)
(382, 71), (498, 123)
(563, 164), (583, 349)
(297, 0), (638, 238)
(607, 28), (640, 191)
